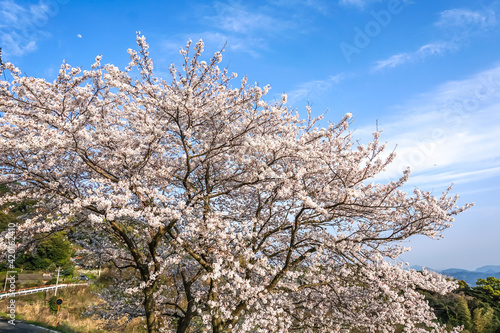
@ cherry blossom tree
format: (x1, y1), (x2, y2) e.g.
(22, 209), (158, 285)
(0, 34), (471, 333)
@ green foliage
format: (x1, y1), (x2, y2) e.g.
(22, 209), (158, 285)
(47, 277), (58, 285)
(476, 277), (500, 301)
(0, 183), (36, 233)
(61, 265), (75, 277)
(48, 296), (60, 313)
(472, 306), (495, 333)
(0, 183), (9, 195)
(0, 185), (74, 271)
(458, 279), (471, 291)
(0, 184), (73, 275)
(424, 277), (500, 333)
(37, 232), (73, 266)
(15, 232), (73, 270)
(455, 295), (472, 330)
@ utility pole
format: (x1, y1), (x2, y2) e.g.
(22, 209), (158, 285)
(54, 267), (61, 296)
(98, 253), (102, 277)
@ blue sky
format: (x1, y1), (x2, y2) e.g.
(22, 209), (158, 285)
(1, 0), (499, 271)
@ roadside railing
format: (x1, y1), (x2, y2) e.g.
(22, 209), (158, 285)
(0, 282), (89, 299)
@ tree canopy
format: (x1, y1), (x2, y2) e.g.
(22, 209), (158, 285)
(0, 34), (472, 333)
(13, 231), (73, 271)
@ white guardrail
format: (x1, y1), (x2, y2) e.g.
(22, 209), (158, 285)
(0, 283), (89, 299)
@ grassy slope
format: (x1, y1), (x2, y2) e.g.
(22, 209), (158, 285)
(0, 279), (147, 332)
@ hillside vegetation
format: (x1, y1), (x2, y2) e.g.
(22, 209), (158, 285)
(423, 277), (500, 332)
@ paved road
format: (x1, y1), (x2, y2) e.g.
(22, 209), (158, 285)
(0, 318), (59, 332)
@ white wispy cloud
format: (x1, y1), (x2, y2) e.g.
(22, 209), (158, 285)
(287, 73), (346, 105)
(203, 1), (297, 56)
(417, 41), (459, 56)
(436, 8), (496, 30)
(373, 6), (497, 71)
(0, 0), (57, 57)
(159, 31), (265, 59)
(373, 41), (458, 71)
(270, 0), (332, 15)
(373, 53), (411, 70)
(338, 0), (381, 9)
(200, 31), (267, 57)
(359, 65), (500, 189)
(338, 0), (412, 10)
(211, 2), (289, 35)
(159, 1), (299, 58)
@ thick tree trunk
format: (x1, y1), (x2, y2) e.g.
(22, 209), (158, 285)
(176, 311), (193, 333)
(176, 299), (194, 333)
(213, 317), (233, 333)
(144, 286), (158, 333)
(212, 317), (221, 333)
(213, 323), (222, 333)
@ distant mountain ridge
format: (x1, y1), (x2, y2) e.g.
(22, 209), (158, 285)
(410, 265), (500, 286)
(475, 265), (500, 274)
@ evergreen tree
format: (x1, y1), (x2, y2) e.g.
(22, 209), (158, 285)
(472, 306), (494, 333)
(456, 295), (472, 331)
